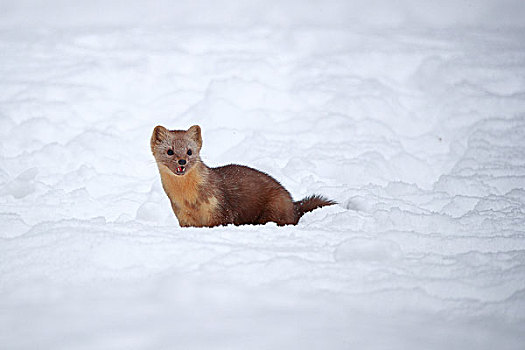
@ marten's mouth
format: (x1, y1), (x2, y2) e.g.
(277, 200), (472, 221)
(174, 165), (186, 175)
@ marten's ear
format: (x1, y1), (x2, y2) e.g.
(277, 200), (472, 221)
(151, 125), (169, 148)
(187, 125), (202, 150)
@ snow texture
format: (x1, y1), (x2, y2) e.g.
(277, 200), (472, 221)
(1, 1), (525, 349)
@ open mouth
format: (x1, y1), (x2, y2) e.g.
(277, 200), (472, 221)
(174, 166), (186, 175)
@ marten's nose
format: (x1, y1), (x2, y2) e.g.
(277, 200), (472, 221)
(178, 159), (187, 165)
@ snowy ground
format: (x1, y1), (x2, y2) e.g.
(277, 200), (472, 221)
(1, 1), (525, 349)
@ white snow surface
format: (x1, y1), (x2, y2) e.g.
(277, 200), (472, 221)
(1, 1), (525, 349)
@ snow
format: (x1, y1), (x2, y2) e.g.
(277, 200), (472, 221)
(1, 1), (525, 349)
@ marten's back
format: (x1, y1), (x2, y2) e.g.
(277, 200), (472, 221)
(211, 164), (294, 225)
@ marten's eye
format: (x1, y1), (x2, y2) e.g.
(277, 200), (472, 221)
(167, 149), (174, 155)
(187, 149), (192, 156)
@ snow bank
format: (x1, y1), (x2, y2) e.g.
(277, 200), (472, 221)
(1, 1), (525, 349)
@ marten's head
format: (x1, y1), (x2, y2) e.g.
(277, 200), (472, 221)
(151, 125), (202, 176)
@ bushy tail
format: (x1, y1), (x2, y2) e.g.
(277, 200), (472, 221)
(294, 194), (336, 223)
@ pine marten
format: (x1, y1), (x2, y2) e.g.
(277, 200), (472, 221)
(151, 125), (335, 227)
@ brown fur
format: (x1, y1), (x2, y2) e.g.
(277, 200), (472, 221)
(151, 125), (335, 227)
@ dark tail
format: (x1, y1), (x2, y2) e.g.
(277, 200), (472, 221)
(293, 194), (336, 223)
